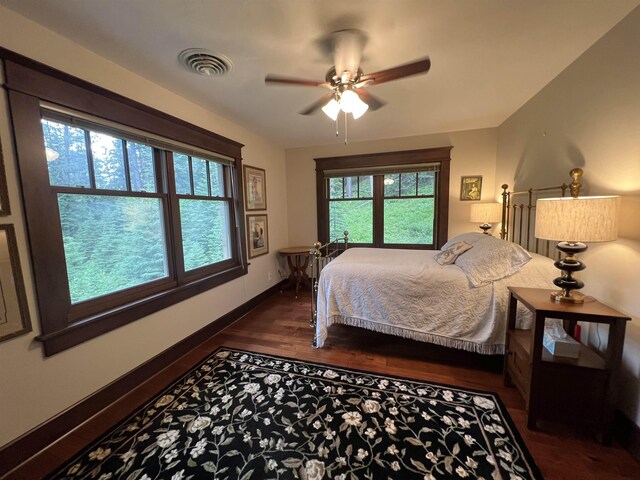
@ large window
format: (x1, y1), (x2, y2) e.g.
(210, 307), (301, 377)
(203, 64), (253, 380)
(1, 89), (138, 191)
(4, 54), (246, 355)
(317, 149), (450, 249)
(42, 117), (170, 305)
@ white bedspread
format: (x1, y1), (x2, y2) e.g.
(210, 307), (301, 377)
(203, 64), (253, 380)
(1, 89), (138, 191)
(315, 248), (556, 354)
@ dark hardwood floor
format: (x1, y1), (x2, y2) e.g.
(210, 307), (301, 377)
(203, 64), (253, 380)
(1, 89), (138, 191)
(5, 291), (638, 479)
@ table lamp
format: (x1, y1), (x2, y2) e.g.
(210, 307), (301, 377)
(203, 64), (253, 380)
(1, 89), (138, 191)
(535, 195), (620, 304)
(470, 202), (502, 234)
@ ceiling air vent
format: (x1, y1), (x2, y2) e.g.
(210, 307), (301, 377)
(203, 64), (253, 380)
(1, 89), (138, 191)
(179, 48), (233, 76)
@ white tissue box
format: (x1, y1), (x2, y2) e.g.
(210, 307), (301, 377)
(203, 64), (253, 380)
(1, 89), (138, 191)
(543, 329), (581, 358)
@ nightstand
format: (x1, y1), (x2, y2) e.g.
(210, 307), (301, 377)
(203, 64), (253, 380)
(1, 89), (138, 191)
(504, 286), (630, 445)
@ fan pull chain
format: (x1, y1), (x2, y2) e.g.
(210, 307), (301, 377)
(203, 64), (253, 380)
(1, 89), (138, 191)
(344, 111), (349, 145)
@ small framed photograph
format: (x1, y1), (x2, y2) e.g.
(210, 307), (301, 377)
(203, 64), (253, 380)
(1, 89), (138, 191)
(460, 175), (482, 201)
(247, 214), (269, 258)
(0, 224), (32, 342)
(243, 165), (267, 211)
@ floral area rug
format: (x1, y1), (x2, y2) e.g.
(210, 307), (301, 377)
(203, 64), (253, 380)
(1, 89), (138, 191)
(48, 348), (542, 479)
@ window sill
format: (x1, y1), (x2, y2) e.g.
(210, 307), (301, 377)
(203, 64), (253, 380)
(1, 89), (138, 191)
(36, 263), (248, 356)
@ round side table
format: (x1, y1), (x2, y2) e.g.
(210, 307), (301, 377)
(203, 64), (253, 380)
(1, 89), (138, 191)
(278, 246), (312, 298)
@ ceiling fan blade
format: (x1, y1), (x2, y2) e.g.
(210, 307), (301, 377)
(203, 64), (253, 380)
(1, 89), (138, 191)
(355, 89), (386, 111)
(299, 92), (335, 115)
(265, 75), (328, 88)
(359, 57), (431, 85)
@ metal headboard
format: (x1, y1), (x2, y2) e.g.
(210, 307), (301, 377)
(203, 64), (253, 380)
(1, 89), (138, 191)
(499, 168), (583, 258)
(309, 231), (349, 340)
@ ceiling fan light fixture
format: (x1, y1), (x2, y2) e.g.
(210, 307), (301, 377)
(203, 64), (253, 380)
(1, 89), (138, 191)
(338, 89), (360, 113)
(351, 99), (369, 119)
(322, 98), (341, 121)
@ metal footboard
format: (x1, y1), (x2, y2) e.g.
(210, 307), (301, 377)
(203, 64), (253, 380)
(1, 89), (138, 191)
(309, 230), (349, 347)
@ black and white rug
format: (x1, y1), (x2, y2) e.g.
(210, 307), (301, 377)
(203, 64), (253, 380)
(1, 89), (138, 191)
(48, 348), (542, 479)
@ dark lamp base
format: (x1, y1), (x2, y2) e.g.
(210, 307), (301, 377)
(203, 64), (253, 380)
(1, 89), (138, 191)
(479, 223), (492, 235)
(551, 241), (588, 305)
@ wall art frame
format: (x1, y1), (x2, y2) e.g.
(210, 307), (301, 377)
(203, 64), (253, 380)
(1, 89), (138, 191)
(243, 165), (267, 211)
(246, 214), (269, 259)
(460, 175), (482, 201)
(0, 224), (32, 342)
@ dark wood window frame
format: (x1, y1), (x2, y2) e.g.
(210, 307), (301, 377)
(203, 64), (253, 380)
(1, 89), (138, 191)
(171, 151), (239, 282)
(316, 148), (451, 249)
(1, 49), (248, 355)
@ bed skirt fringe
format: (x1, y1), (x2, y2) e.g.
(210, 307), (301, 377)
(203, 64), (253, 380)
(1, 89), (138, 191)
(324, 316), (505, 355)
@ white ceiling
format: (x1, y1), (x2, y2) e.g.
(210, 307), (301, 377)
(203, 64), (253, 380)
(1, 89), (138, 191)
(1, 0), (638, 148)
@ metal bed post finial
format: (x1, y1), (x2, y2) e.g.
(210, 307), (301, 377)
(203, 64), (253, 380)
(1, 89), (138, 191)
(569, 168), (583, 198)
(500, 184), (509, 240)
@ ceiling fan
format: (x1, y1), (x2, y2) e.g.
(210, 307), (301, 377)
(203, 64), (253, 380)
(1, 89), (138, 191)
(265, 29), (431, 123)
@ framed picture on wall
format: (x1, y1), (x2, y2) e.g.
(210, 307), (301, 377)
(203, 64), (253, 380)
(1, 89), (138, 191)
(460, 175), (482, 201)
(247, 214), (269, 258)
(243, 165), (267, 211)
(0, 224), (32, 342)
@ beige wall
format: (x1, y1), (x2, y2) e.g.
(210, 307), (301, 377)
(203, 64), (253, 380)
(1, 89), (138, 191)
(497, 6), (640, 425)
(285, 128), (499, 247)
(0, 7), (288, 447)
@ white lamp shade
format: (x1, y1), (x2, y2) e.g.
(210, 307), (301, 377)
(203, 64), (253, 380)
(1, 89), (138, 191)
(351, 99), (369, 119)
(321, 98), (341, 121)
(535, 196), (620, 243)
(323, 90), (369, 120)
(470, 202), (502, 223)
(339, 89), (362, 114)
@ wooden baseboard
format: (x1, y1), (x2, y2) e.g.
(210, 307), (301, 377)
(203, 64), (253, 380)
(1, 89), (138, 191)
(0, 281), (285, 477)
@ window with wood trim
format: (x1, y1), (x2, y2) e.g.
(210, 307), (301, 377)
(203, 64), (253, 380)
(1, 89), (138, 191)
(41, 115), (172, 308)
(316, 148), (451, 249)
(328, 175), (374, 243)
(173, 152), (233, 274)
(3, 52), (247, 355)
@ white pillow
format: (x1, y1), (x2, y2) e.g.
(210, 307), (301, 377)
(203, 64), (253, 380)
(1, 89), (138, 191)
(454, 236), (532, 287)
(434, 241), (473, 266)
(441, 232), (487, 251)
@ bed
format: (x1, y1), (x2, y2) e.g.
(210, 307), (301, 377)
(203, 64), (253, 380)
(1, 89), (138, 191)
(311, 168), (583, 354)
